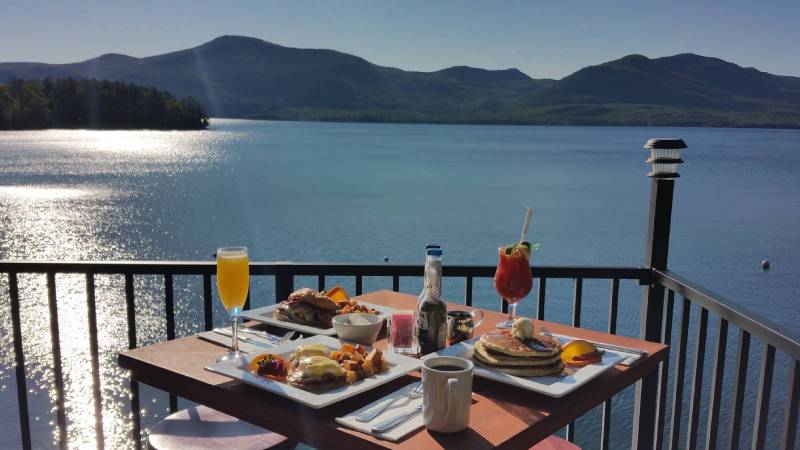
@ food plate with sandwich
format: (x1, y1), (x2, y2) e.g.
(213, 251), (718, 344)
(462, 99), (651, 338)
(422, 318), (633, 397)
(205, 335), (420, 408)
(240, 287), (395, 336)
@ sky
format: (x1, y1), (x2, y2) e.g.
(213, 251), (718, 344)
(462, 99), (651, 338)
(1, 0), (799, 79)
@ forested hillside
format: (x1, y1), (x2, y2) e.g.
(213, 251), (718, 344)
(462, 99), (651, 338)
(0, 78), (208, 130)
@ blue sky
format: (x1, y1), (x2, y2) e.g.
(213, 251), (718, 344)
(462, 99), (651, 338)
(1, 1), (798, 79)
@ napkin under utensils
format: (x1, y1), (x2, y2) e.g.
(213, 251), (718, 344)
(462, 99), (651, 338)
(336, 382), (425, 442)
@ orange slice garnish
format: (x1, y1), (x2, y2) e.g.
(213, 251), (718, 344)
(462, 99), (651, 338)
(561, 340), (602, 367)
(326, 285), (350, 305)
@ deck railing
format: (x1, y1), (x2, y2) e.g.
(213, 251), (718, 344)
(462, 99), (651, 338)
(2, 260), (798, 450)
(2, 261), (649, 450)
(650, 269), (800, 450)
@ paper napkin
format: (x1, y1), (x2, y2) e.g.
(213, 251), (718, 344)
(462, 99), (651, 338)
(336, 382), (424, 442)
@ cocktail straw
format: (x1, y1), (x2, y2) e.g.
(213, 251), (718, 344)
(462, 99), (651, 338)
(519, 207), (532, 243)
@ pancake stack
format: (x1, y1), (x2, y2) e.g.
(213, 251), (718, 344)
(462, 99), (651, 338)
(472, 329), (564, 377)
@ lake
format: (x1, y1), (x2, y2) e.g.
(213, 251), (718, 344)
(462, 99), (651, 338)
(0, 120), (798, 449)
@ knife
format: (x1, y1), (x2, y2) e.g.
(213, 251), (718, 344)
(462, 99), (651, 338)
(371, 405), (423, 433)
(213, 328), (276, 349)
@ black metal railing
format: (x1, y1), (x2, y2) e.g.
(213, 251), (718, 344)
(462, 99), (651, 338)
(1, 260), (798, 450)
(651, 269), (800, 450)
(1, 260), (647, 450)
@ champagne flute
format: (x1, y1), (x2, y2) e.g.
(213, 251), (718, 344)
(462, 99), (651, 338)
(216, 247), (249, 362)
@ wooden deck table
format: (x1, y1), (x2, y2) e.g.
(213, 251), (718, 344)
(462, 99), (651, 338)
(118, 290), (667, 449)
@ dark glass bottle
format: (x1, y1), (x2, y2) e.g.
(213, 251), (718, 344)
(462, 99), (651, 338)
(418, 243), (440, 306)
(416, 248), (446, 355)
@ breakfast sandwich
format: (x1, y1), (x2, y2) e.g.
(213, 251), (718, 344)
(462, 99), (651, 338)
(275, 288), (339, 328)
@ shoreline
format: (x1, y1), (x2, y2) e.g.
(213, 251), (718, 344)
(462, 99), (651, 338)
(206, 116), (800, 131)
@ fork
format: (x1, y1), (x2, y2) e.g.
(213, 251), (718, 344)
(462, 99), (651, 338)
(355, 382), (423, 422)
(215, 328), (295, 346)
(271, 330), (296, 345)
(241, 328), (296, 344)
(539, 326), (557, 341)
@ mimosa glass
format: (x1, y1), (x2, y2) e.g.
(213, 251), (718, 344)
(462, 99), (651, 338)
(217, 247), (249, 362)
(493, 246), (532, 328)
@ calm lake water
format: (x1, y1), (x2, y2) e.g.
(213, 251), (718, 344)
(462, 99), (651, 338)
(0, 120), (798, 449)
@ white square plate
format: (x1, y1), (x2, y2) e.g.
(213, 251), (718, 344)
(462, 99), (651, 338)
(205, 335), (420, 409)
(422, 335), (635, 398)
(240, 302), (395, 336)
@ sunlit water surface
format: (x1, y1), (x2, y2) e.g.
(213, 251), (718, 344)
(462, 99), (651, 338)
(0, 121), (798, 449)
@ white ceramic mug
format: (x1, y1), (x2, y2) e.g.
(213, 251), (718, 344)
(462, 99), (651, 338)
(422, 356), (473, 433)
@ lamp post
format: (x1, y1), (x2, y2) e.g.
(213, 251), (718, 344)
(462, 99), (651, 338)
(633, 138), (686, 449)
(642, 138), (686, 270)
(645, 138), (687, 179)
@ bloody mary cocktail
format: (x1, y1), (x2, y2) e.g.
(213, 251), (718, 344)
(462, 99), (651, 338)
(493, 243), (533, 328)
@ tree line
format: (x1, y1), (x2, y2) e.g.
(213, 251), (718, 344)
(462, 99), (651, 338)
(0, 78), (208, 130)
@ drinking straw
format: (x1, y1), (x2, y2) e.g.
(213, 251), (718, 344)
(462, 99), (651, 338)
(519, 207), (532, 243)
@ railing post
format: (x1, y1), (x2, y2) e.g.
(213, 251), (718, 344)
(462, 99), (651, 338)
(633, 138), (685, 450)
(275, 264), (294, 302)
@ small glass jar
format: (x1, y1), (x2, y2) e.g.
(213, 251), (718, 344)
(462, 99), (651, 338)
(387, 310), (417, 355)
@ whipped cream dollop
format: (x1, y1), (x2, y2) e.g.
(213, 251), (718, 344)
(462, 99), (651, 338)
(512, 318), (535, 340)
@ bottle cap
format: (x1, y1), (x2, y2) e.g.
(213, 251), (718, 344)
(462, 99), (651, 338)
(425, 243), (441, 250)
(427, 248), (442, 256)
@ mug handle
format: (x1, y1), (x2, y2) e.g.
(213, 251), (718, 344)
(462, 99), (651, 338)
(470, 310), (484, 328)
(444, 377), (460, 425)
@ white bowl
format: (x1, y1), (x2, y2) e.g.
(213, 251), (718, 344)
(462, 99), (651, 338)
(332, 313), (383, 345)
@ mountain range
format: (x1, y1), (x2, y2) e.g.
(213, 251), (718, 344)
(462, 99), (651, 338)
(2, 35), (800, 128)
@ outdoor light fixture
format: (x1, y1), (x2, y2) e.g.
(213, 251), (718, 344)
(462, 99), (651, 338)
(644, 138), (686, 178)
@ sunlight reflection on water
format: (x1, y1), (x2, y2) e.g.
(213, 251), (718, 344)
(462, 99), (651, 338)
(0, 128), (228, 449)
(0, 186), (100, 201)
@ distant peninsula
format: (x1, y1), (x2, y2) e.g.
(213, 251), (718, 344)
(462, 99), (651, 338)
(0, 78), (208, 130)
(2, 35), (800, 128)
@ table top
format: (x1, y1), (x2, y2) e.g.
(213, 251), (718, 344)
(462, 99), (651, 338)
(118, 290), (668, 450)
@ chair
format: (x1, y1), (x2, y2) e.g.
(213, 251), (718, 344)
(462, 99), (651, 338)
(147, 405), (295, 450)
(531, 435), (581, 450)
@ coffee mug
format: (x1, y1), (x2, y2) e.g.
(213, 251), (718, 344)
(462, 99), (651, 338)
(422, 356), (473, 433)
(446, 310), (484, 344)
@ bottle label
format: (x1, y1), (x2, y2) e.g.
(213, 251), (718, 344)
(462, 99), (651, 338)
(417, 311), (429, 330)
(416, 305), (447, 354)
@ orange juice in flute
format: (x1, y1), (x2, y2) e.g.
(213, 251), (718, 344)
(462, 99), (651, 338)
(217, 247), (249, 362)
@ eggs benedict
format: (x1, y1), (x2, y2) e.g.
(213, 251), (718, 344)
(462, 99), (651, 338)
(290, 343), (331, 360)
(287, 355), (346, 390)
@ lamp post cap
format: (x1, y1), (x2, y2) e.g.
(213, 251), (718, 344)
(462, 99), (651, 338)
(644, 138), (687, 149)
(647, 171), (681, 178)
